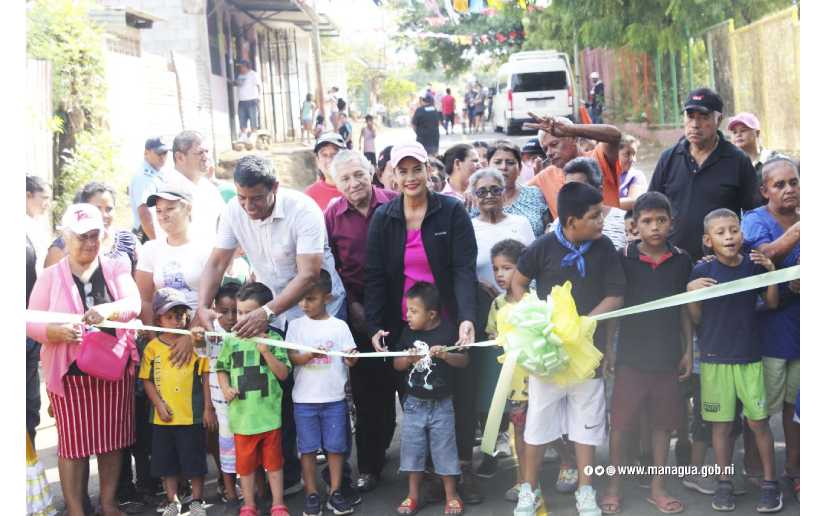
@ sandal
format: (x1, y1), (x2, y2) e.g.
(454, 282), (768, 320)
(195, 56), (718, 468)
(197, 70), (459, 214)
(646, 494), (685, 514)
(444, 498), (464, 515)
(270, 504), (289, 516)
(397, 497), (419, 515)
(599, 493), (622, 514)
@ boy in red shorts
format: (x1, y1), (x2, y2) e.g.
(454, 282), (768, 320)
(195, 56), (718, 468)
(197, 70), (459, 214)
(601, 192), (693, 514)
(216, 283), (292, 516)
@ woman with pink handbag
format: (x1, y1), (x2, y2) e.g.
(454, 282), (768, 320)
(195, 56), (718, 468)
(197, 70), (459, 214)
(27, 203), (141, 516)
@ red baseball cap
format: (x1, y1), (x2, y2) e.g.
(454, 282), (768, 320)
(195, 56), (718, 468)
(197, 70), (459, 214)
(727, 112), (761, 131)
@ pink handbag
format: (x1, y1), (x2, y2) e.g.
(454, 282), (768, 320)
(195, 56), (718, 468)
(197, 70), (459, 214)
(76, 330), (129, 381)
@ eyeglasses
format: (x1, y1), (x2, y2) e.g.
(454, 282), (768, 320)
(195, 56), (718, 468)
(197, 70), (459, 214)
(474, 186), (504, 198)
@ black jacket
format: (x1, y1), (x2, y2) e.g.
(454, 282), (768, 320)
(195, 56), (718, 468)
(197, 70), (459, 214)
(364, 191), (478, 345)
(649, 131), (757, 260)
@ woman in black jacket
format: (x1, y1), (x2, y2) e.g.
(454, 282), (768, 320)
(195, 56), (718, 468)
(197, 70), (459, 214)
(364, 141), (482, 503)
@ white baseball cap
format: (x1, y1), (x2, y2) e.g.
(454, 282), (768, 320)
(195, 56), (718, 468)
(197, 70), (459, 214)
(590, 71), (600, 79)
(59, 203), (104, 235)
(390, 142), (429, 168)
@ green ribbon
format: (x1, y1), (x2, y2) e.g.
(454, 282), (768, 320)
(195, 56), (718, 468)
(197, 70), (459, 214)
(480, 265), (800, 455)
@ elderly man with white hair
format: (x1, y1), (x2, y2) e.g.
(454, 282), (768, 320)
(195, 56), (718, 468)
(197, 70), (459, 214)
(324, 150), (399, 492)
(649, 87), (758, 260)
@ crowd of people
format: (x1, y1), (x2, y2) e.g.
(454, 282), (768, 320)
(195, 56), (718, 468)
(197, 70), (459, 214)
(25, 85), (799, 516)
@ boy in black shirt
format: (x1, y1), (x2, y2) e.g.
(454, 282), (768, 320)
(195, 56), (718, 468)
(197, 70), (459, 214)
(511, 182), (625, 516)
(601, 192), (693, 514)
(687, 208), (782, 513)
(393, 282), (468, 515)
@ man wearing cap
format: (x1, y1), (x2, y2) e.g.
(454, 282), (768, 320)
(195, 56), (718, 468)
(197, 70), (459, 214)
(233, 60), (262, 141)
(166, 130), (224, 244)
(411, 94), (442, 156)
(728, 112), (779, 207)
(649, 87), (758, 259)
(587, 72), (605, 124)
(305, 132), (346, 211)
(519, 138), (546, 184)
(129, 137), (169, 242)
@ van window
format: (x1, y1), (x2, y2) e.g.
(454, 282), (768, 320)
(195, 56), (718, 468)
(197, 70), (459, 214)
(512, 71), (567, 92)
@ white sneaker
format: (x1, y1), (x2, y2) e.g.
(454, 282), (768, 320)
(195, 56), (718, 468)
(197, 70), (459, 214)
(160, 499), (181, 516)
(575, 485), (602, 516)
(495, 431), (512, 457)
(188, 499), (207, 516)
(514, 482), (542, 515)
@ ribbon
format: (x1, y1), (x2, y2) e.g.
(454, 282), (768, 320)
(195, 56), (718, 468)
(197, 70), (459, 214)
(479, 264), (800, 455)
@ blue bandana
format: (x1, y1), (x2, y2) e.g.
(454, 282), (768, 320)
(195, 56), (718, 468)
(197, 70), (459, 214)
(554, 222), (593, 278)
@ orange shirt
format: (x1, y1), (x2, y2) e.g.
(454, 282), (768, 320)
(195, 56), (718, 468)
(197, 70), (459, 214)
(527, 145), (621, 219)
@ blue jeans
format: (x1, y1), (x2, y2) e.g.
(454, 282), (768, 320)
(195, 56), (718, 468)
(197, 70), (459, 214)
(400, 395), (460, 476)
(26, 338), (41, 443)
(295, 400), (349, 455)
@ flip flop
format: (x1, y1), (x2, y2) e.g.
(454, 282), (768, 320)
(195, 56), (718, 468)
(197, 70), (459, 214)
(599, 493), (622, 514)
(444, 498), (464, 515)
(397, 497), (420, 515)
(646, 495), (685, 514)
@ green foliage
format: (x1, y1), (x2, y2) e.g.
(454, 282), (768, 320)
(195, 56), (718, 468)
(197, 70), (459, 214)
(27, 0), (117, 221)
(389, 0), (526, 77)
(379, 76), (418, 113)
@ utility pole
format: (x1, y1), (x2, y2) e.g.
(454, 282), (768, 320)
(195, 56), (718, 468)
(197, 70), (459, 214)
(297, 1), (325, 120)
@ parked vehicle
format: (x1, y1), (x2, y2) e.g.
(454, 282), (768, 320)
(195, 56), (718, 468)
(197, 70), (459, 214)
(492, 50), (577, 135)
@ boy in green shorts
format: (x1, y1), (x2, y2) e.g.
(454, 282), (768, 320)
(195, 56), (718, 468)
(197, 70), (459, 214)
(687, 208), (781, 513)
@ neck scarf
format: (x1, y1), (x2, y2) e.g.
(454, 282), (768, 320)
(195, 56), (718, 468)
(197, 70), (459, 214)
(554, 222), (593, 278)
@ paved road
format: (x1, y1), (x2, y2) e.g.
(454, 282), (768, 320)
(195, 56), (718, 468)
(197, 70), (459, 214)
(36, 376), (800, 515)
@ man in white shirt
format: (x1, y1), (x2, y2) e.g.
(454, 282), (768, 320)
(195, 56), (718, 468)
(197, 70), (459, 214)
(235, 60), (262, 140)
(165, 130), (224, 245)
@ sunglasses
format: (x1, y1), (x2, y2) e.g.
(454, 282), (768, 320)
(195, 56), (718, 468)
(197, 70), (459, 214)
(474, 186), (504, 198)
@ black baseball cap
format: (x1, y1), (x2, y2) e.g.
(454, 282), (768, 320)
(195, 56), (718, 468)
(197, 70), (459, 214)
(522, 138), (546, 158)
(152, 287), (191, 316)
(145, 137), (170, 153)
(314, 132), (346, 153)
(146, 184), (194, 207)
(683, 87), (724, 114)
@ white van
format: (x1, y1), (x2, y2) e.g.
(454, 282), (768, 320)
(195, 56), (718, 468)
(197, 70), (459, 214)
(492, 50), (577, 135)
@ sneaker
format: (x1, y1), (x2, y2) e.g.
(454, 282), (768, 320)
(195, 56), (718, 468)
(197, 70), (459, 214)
(543, 446), (560, 463)
(756, 480), (783, 513)
(712, 480), (736, 512)
(505, 484), (521, 503)
(339, 482), (362, 506)
(495, 432), (512, 457)
(458, 462), (484, 504)
(284, 478), (305, 497)
(188, 499), (207, 516)
(179, 483), (193, 505)
(355, 473), (378, 493)
(682, 473), (716, 495)
(303, 493), (322, 516)
(159, 500), (181, 516)
(514, 482), (542, 515)
(326, 489), (355, 515)
(476, 454), (498, 479)
(556, 467), (579, 493)
(575, 485), (601, 516)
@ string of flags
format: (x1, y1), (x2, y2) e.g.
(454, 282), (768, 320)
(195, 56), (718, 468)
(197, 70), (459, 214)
(401, 29), (526, 46)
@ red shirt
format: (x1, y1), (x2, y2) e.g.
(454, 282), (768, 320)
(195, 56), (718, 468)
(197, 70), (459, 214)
(441, 95), (455, 115)
(324, 187), (398, 303)
(304, 178), (342, 211)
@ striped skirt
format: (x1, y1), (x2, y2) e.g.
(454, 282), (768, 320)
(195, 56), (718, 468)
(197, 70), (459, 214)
(48, 364), (136, 459)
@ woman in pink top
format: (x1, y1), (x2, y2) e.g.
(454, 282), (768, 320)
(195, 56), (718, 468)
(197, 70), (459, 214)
(27, 204), (141, 516)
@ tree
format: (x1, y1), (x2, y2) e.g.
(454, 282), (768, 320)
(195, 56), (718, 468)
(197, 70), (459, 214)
(388, 0), (527, 77)
(379, 76), (418, 114)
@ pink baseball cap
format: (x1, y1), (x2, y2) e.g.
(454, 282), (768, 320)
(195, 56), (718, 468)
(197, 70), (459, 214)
(59, 203), (104, 235)
(390, 142), (429, 168)
(727, 112), (760, 131)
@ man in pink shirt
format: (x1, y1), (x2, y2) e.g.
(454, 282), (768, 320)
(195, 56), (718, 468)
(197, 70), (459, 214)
(304, 132), (346, 210)
(441, 88), (456, 135)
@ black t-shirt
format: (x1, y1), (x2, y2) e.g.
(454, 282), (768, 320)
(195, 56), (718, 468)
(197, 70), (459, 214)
(690, 254), (765, 364)
(26, 235), (36, 307)
(617, 241), (693, 371)
(412, 105), (441, 150)
(72, 265), (116, 337)
(517, 232), (626, 355)
(393, 320), (460, 399)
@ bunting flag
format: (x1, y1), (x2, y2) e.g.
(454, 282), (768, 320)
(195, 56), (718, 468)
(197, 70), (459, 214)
(453, 0), (469, 13)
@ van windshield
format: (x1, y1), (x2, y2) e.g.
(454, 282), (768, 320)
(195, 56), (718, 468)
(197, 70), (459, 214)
(512, 71), (567, 92)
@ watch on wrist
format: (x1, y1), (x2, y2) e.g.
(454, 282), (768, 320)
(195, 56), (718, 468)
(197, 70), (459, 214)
(262, 304), (275, 320)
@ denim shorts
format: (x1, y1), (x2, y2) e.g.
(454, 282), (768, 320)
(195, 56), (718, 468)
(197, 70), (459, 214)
(400, 395), (460, 476)
(294, 400), (349, 455)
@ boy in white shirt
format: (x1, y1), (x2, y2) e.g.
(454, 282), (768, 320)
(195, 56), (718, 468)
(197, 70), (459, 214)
(287, 270), (358, 515)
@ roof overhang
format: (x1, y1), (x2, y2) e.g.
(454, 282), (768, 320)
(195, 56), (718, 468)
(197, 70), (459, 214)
(226, 0), (340, 37)
(89, 6), (164, 30)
